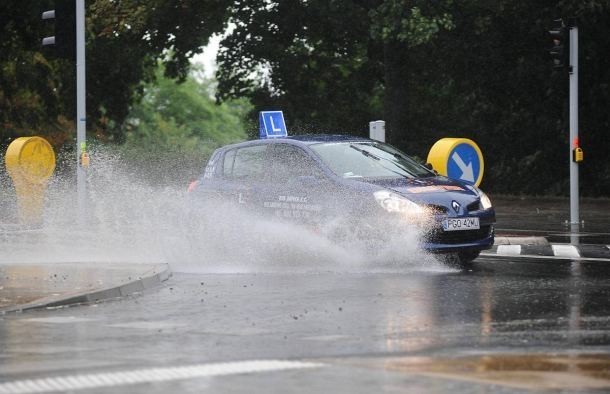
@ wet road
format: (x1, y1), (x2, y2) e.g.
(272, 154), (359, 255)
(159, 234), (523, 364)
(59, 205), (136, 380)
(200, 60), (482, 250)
(1, 255), (610, 393)
(493, 196), (610, 245)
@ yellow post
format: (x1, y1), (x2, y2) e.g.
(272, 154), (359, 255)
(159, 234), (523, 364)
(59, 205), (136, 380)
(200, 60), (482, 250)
(5, 137), (56, 226)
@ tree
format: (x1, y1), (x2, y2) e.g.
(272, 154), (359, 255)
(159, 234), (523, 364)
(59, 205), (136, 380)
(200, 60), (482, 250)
(124, 65), (249, 150)
(0, 0), (231, 147)
(215, 0), (610, 196)
(119, 64), (250, 185)
(394, 0), (610, 195)
(0, 2), (63, 145)
(217, 0), (384, 137)
(369, 0), (454, 145)
(2, 1), (609, 195)
(86, 0), (231, 141)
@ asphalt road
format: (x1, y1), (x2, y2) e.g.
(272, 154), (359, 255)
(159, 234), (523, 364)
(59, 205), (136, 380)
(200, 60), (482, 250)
(1, 255), (609, 393)
(493, 196), (610, 244)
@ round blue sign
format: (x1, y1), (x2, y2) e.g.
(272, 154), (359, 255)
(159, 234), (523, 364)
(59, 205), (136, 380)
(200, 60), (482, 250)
(447, 143), (482, 185)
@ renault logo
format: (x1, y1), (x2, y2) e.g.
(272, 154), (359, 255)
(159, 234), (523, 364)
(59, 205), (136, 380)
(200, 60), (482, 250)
(452, 201), (461, 213)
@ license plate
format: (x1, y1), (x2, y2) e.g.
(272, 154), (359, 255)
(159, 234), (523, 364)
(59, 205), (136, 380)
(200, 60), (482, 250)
(443, 217), (480, 231)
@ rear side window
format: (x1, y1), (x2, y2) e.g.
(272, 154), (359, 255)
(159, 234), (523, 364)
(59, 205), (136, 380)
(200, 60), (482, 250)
(224, 145), (267, 180)
(222, 149), (236, 177)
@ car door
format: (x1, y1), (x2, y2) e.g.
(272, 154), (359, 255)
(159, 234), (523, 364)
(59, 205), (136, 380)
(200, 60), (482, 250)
(261, 144), (329, 224)
(217, 144), (268, 210)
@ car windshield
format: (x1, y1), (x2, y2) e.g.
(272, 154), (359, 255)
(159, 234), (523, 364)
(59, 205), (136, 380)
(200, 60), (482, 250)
(310, 141), (434, 179)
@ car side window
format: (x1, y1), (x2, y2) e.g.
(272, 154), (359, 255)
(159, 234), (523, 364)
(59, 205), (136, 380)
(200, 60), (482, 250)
(225, 145), (267, 180)
(266, 145), (321, 183)
(222, 149), (236, 178)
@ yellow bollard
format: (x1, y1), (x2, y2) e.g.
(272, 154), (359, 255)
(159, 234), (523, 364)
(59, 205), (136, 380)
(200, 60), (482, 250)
(427, 138), (485, 187)
(4, 137), (56, 226)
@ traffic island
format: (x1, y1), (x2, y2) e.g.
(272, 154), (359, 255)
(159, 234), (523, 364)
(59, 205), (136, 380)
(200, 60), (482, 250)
(483, 244), (610, 260)
(0, 262), (171, 313)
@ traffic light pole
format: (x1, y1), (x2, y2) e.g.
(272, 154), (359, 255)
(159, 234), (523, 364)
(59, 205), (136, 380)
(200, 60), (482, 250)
(76, 0), (87, 225)
(569, 24), (579, 243)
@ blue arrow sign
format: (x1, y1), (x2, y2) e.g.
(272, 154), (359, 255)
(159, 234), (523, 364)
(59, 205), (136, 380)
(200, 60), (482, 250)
(447, 143), (481, 185)
(259, 111), (287, 139)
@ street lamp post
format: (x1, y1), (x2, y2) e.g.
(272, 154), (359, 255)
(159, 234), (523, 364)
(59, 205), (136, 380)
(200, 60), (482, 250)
(76, 0), (87, 225)
(568, 22), (580, 244)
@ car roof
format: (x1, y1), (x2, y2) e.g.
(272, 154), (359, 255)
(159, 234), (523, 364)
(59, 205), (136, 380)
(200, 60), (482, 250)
(287, 134), (372, 144)
(218, 134), (373, 151)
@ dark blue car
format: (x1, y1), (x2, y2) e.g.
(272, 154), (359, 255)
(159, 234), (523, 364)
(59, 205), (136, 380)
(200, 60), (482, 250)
(189, 135), (495, 265)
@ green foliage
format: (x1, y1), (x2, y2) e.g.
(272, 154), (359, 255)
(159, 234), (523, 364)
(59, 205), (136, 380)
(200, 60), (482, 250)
(0, 0), (231, 146)
(215, 0), (610, 196)
(118, 65), (250, 186)
(217, 0), (381, 136)
(85, 0), (232, 141)
(124, 65), (249, 151)
(408, 0), (610, 196)
(370, 1), (455, 46)
(0, 2), (60, 143)
(1, 1), (610, 195)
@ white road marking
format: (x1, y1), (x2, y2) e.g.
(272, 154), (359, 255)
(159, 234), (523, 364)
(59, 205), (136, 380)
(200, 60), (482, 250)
(0, 360), (324, 394)
(301, 335), (356, 341)
(107, 321), (187, 330)
(497, 245), (522, 255)
(22, 317), (96, 324)
(552, 244), (580, 258)
(480, 252), (610, 262)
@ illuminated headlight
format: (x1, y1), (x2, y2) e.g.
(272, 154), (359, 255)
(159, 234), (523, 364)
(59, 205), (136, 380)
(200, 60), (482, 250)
(466, 184), (493, 210)
(480, 191), (493, 210)
(374, 190), (425, 214)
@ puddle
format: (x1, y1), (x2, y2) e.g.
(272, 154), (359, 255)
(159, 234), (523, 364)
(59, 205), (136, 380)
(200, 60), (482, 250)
(376, 354), (610, 390)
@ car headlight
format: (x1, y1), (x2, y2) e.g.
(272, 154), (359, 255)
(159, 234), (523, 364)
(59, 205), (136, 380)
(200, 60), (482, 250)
(480, 191), (493, 210)
(465, 184), (493, 210)
(374, 190), (425, 214)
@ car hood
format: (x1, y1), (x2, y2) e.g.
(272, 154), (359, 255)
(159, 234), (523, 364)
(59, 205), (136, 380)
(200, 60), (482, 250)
(365, 176), (481, 214)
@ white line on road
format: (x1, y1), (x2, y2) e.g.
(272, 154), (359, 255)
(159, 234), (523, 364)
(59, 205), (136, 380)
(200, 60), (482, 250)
(0, 360), (324, 394)
(552, 244), (580, 258)
(481, 252), (610, 262)
(497, 245), (522, 255)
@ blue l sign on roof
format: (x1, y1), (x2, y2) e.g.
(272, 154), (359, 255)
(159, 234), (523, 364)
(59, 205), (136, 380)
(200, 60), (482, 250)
(259, 111), (287, 139)
(447, 143), (482, 185)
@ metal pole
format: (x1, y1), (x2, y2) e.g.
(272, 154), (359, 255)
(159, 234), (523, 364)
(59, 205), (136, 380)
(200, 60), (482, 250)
(76, 0), (87, 224)
(569, 24), (579, 243)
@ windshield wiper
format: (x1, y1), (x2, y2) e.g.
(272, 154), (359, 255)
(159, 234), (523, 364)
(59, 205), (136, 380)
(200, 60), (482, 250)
(349, 144), (380, 160)
(349, 144), (413, 179)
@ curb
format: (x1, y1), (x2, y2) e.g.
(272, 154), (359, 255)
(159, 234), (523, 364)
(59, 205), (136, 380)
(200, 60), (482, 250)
(0, 263), (171, 314)
(494, 236), (549, 246)
(483, 244), (610, 260)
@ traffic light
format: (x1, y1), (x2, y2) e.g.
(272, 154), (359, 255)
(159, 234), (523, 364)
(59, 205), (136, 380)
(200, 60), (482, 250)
(42, 0), (76, 60)
(549, 19), (569, 70)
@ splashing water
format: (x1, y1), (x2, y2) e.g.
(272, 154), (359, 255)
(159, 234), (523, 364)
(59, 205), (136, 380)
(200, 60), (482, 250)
(0, 145), (448, 273)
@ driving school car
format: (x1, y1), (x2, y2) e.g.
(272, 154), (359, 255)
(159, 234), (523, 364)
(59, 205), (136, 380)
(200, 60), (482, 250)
(189, 135), (495, 265)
